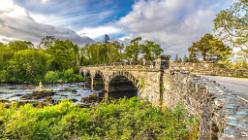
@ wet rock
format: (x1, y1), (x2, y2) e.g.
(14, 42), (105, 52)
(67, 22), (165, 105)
(69, 98), (78, 102)
(44, 96), (55, 104)
(81, 93), (100, 103)
(0, 99), (10, 103)
(14, 94), (23, 97)
(21, 90), (55, 100)
(71, 89), (77, 93)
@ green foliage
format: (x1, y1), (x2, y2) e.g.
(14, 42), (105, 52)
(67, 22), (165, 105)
(214, 0), (248, 58)
(125, 37), (142, 63)
(142, 40), (163, 61)
(60, 69), (84, 83)
(138, 77), (145, 91)
(0, 44), (15, 70)
(44, 69), (83, 84)
(46, 40), (80, 71)
(81, 42), (122, 65)
(0, 98), (199, 140)
(188, 34), (231, 63)
(125, 37), (163, 64)
(44, 71), (60, 83)
(0, 36), (163, 84)
(0, 39), (83, 84)
(6, 50), (51, 83)
(8, 41), (33, 51)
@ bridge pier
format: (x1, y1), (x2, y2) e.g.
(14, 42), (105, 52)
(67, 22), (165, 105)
(91, 77), (94, 91)
(103, 83), (109, 99)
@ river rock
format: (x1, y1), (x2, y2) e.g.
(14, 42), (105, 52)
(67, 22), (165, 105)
(21, 90), (55, 100)
(0, 99), (10, 103)
(81, 93), (99, 103)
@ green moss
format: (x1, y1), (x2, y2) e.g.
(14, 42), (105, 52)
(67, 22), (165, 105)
(138, 77), (145, 91)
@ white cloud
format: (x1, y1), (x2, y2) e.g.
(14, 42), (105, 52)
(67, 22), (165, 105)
(77, 25), (122, 39)
(118, 0), (232, 56)
(0, 0), (93, 45)
(0, 35), (19, 43)
(41, 0), (51, 4)
(30, 12), (68, 27)
(0, 0), (30, 18)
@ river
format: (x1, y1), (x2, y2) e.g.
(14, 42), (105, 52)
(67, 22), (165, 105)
(0, 82), (95, 104)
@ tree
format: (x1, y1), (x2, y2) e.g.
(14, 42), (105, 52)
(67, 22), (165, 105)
(188, 34), (231, 62)
(8, 41), (33, 51)
(183, 55), (189, 63)
(104, 34), (110, 43)
(39, 36), (56, 48)
(125, 37), (142, 63)
(141, 41), (163, 61)
(214, 0), (248, 58)
(46, 40), (79, 71)
(80, 42), (121, 65)
(7, 50), (51, 83)
(174, 54), (182, 63)
(0, 44), (14, 70)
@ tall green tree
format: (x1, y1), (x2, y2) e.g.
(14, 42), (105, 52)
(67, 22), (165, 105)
(141, 41), (163, 61)
(0, 43), (13, 70)
(188, 34), (231, 62)
(214, 0), (248, 58)
(81, 42), (121, 65)
(125, 37), (142, 63)
(46, 40), (79, 70)
(8, 41), (33, 51)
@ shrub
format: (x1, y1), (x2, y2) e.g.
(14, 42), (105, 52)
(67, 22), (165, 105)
(60, 69), (83, 83)
(0, 98), (199, 140)
(44, 71), (60, 83)
(0, 70), (7, 83)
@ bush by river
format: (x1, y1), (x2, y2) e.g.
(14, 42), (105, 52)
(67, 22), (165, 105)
(0, 97), (199, 140)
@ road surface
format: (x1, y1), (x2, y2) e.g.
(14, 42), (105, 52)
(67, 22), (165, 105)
(200, 75), (248, 100)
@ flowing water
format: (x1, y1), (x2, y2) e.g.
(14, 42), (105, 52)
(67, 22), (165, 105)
(0, 82), (95, 103)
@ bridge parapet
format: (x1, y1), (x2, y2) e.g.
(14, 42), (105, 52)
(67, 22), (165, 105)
(163, 71), (248, 139)
(80, 64), (161, 72)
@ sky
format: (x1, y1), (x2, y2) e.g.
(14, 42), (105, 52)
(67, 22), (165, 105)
(0, 0), (233, 56)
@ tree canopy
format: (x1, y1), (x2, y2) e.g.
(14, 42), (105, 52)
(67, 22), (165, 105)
(188, 34), (231, 62)
(81, 36), (164, 65)
(214, 0), (248, 58)
(0, 35), (163, 83)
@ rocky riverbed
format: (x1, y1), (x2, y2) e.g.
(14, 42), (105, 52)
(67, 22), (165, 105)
(0, 83), (101, 107)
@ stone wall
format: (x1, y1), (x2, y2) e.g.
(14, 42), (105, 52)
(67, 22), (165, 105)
(170, 62), (248, 78)
(162, 70), (248, 139)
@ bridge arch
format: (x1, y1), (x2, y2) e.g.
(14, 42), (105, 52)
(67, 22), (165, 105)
(108, 71), (139, 98)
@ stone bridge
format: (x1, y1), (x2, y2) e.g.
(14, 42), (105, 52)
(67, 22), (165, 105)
(80, 64), (163, 104)
(80, 63), (248, 140)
